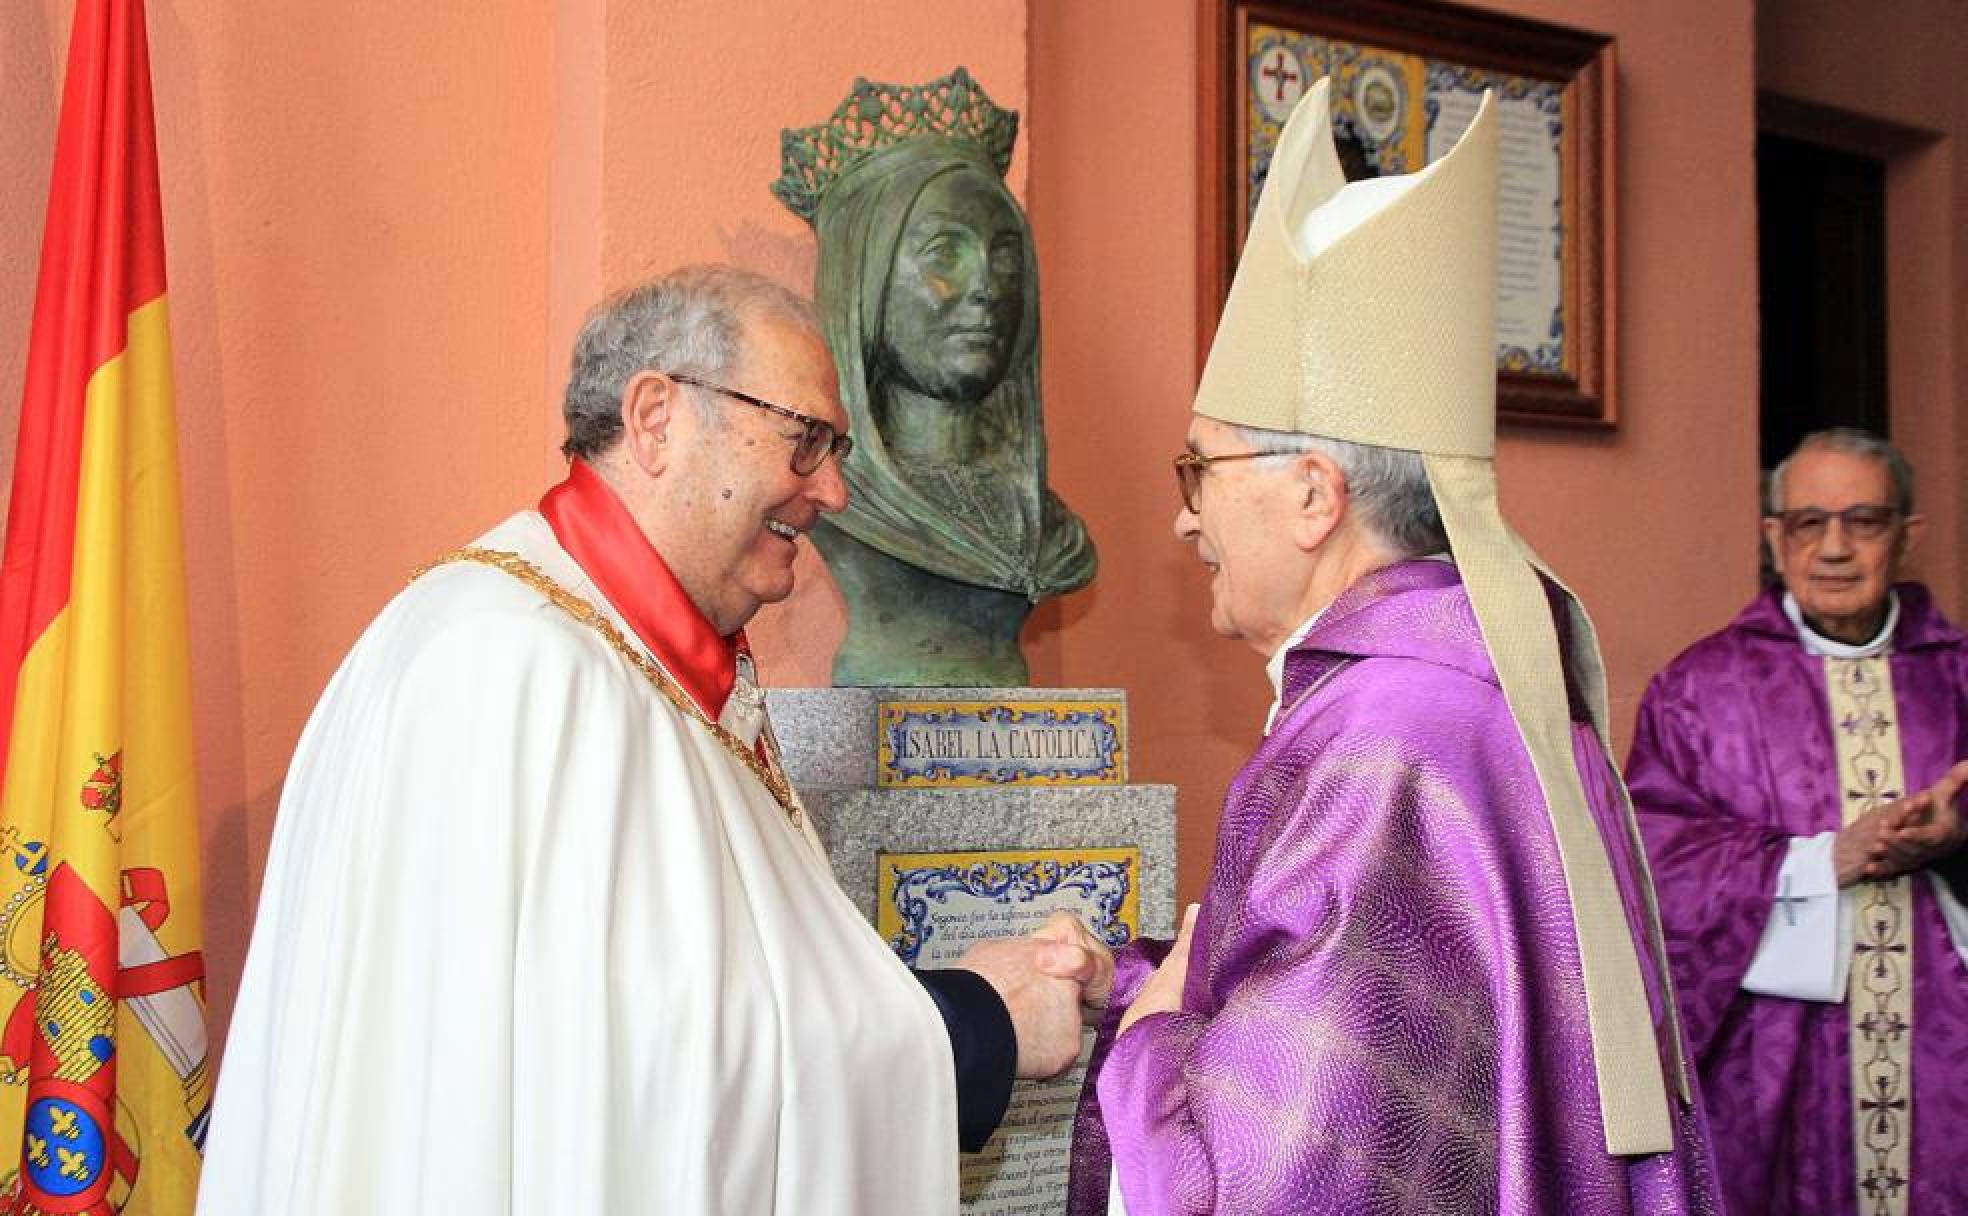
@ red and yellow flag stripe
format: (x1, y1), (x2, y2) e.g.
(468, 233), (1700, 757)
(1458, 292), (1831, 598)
(0, 0), (207, 1211)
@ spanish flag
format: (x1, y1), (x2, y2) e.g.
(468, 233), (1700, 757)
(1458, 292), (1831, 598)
(0, 0), (209, 1210)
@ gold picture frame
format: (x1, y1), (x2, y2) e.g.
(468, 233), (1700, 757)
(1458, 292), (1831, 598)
(1203, 0), (1618, 428)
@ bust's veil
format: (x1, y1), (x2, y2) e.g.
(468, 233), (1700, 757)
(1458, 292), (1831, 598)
(812, 140), (1094, 600)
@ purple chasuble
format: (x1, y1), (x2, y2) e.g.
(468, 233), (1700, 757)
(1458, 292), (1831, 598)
(1627, 583), (1968, 1215)
(1068, 560), (1718, 1215)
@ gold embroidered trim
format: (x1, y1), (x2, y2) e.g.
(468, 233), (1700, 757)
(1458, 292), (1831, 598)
(1825, 655), (1911, 1216)
(414, 546), (803, 828)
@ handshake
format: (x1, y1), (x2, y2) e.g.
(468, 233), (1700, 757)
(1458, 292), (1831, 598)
(952, 912), (1119, 1079)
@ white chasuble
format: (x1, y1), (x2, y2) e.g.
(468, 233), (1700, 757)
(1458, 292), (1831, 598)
(1823, 655), (1913, 1216)
(199, 512), (959, 1213)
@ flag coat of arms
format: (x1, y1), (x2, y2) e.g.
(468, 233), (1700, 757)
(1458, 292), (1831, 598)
(0, 0), (209, 1210)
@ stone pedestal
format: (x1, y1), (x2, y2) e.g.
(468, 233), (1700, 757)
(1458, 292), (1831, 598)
(766, 685), (1178, 1215)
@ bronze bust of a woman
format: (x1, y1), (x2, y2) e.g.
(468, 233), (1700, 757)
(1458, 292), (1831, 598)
(774, 69), (1095, 685)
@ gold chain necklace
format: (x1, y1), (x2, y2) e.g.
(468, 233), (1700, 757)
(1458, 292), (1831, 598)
(413, 546), (803, 828)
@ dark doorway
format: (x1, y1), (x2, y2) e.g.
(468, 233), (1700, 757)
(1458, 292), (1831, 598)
(1756, 132), (1888, 469)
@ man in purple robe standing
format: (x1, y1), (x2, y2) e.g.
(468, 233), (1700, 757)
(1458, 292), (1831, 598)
(1061, 79), (1718, 1215)
(1628, 427), (1968, 1216)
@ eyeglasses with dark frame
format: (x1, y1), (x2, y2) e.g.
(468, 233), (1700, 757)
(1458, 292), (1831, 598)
(1765, 503), (1903, 546)
(667, 372), (853, 475)
(1172, 449), (1294, 514)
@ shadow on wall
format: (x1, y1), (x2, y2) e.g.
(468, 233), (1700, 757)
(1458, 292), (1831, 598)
(1161, 568), (1267, 752)
(147, 2), (256, 1078)
(0, 0), (60, 512)
(718, 218), (816, 298)
(200, 783), (282, 1080)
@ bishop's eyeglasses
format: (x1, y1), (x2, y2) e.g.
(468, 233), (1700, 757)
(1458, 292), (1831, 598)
(668, 373), (853, 475)
(1765, 503), (1902, 546)
(1172, 448), (1292, 514)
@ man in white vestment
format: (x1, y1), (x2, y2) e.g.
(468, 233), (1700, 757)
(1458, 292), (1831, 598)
(197, 266), (1100, 1213)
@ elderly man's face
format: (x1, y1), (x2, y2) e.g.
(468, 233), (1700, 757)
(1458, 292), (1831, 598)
(1762, 447), (1916, 644)
(667, 315), (850, 634)
(1170, 415), (1308, 656)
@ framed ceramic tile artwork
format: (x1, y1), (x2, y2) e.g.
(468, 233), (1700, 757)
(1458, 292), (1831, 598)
(1202, 0), (1618, 427)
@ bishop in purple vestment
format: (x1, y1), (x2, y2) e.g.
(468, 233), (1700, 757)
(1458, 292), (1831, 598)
(1066, 559), (1717, 1214)
(1628, 429), (1968, 1215)
(1062, 79), (1717, 1215)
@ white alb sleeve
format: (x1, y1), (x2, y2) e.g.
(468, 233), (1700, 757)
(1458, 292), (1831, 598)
(1741, 832), (1850, 1002)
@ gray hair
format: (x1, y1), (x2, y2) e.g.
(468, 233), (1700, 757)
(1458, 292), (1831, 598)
(1768, 427), (1915, 514)
(561, 265), (820, 460)
(1226, 423), (1448, 560)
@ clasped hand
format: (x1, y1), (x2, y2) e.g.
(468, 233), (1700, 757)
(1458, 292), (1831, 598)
(1834, 758), (1968, 885)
